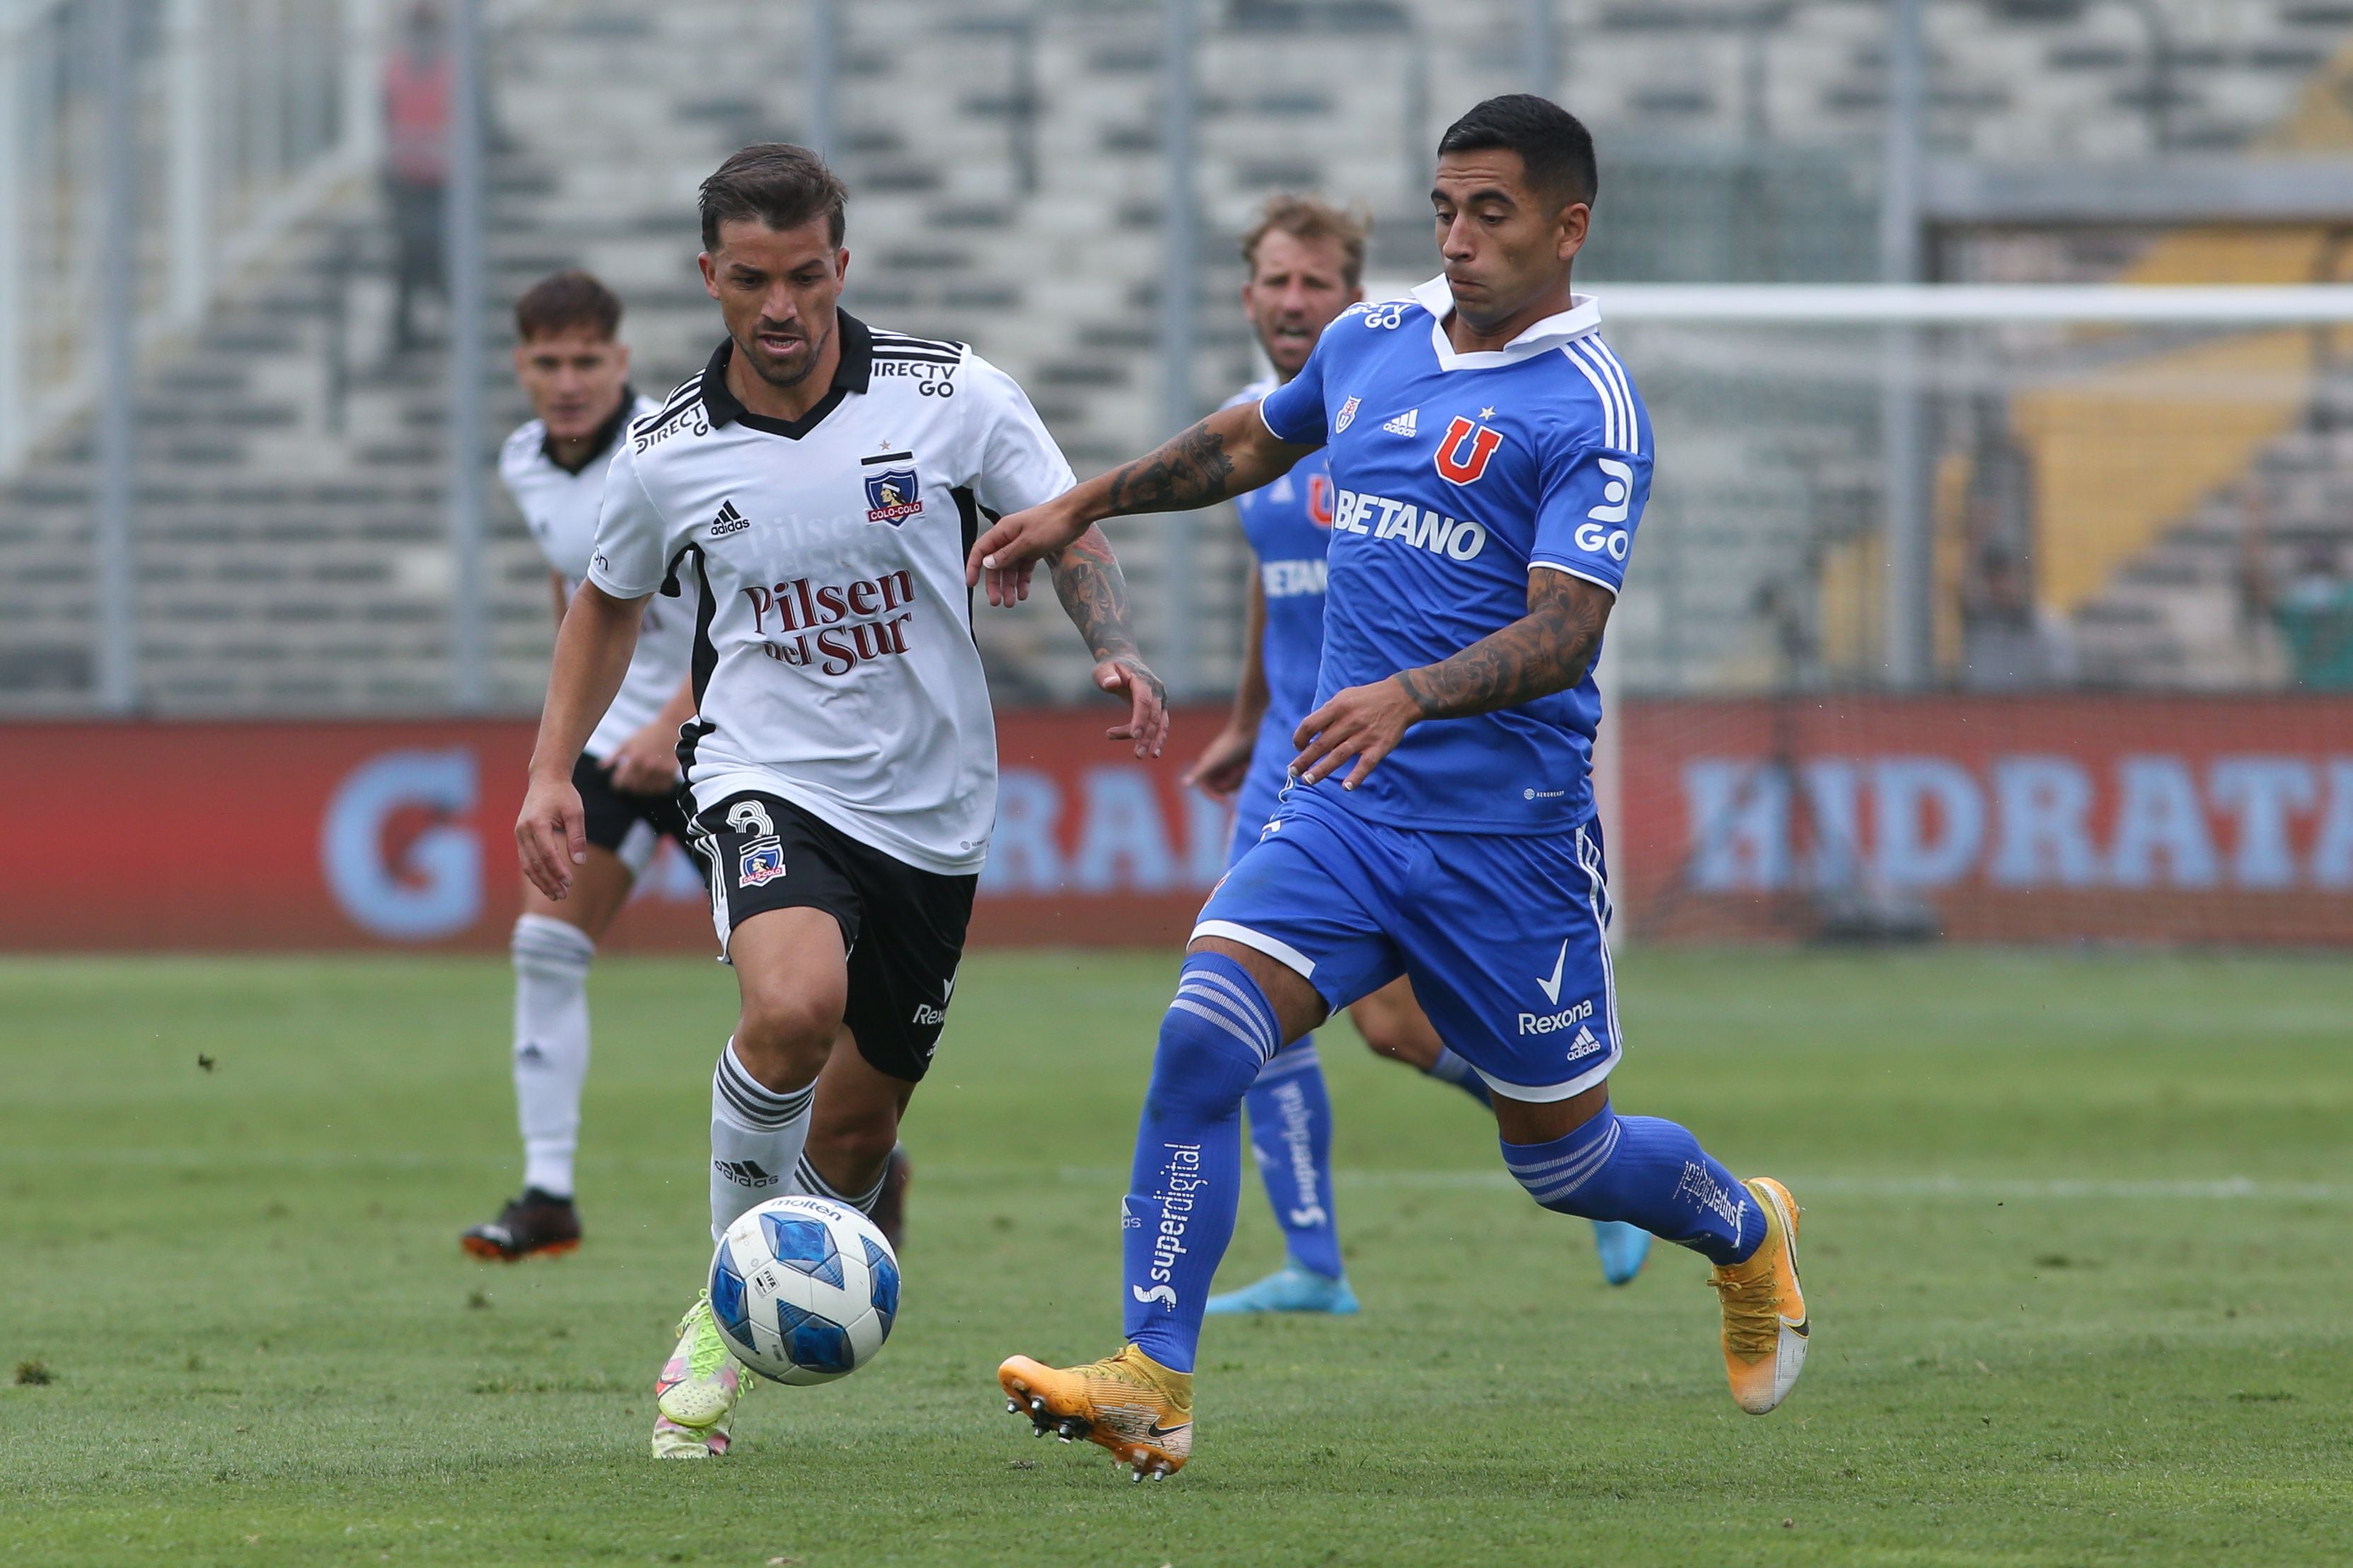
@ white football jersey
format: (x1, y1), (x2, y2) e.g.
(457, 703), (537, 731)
(586, 315), (1076, 875)
(499, 390), (698, 762)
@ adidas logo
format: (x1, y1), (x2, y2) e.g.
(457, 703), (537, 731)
(709, 499), (750, 538)
(1565, 1025), (1605, 1062)
(713, 1158), (780, 1188)
(1382, 408), (1419, 437)
(516, 1042), (547, 1065)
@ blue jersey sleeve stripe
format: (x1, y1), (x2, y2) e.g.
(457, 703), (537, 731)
(1588, 340), (1643, 455)
(1560, 342), (1620, 448)
(1530, 559), (1621, 597)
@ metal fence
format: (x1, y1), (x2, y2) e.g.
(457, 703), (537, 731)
(6, 0), (2353, 720)
(0, 0), (374, 473)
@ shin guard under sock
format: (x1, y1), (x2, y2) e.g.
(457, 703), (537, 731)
(1123, 953), (1278, 1372)
(1501, 1108), (1762, 1266)
(708, 1039), (814, 1241)
(1244, 1040), (1343, 1279)
(511, 914), (596, 1198)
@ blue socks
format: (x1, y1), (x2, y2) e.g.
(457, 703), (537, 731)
(1500, 1108), (1762, 1267)
(1124, 952), (1279, 1372)
(1244, 1040), (1343, 1280)
(1425, 1045), (1493, 1109)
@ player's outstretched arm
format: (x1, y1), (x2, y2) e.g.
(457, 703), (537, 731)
(967, 401), (1316, 606)
(1291, 571), (1614, 791)
(1046, 525), (1171, 759)
(516, 581), (648, 900)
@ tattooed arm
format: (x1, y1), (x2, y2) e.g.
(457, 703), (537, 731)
(1047, 525), (1172, 759)
(967, 400), (1317, 605)
(1290, 571), (1614, 791)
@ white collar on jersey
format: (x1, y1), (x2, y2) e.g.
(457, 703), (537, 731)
(1409, 274), (1602, 371)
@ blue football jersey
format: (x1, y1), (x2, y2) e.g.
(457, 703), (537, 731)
(1256, 277), (1653, 834)
(1223, 377), (1336, 736)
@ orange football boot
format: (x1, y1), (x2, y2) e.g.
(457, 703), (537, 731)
(999, 1344), (1193, 1482)
(1709, 1177), (1809, 1414)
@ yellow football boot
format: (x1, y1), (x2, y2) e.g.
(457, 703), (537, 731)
(651, 1291), (746, 1458)
(1709, 1177), (1809, 1415)
(998, 1344), (1193, 1482)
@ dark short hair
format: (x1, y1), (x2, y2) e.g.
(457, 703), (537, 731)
(1240, 194), (1372, 289)
(699, 143), (848, 251)
(1435, 94), (1598, 209)
(513, 268), (622, 342)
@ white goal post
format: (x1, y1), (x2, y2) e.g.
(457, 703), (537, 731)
(1588, 283), (2353, 325)
(1364, 280), (2353, 325)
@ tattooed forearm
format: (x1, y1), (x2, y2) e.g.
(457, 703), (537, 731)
(1048, 527), (1144, 662)
(1103, 420), (1239, 516)
(1394, 572), (1612, 720)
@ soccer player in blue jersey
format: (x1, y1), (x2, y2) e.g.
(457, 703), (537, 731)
(1186, 194), (1650, 1316)
(972, 96), (1808, 1480)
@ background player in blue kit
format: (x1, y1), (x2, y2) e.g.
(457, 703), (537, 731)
(1185, 196), (1650, 1316)
(975, 95), (1808, 1481)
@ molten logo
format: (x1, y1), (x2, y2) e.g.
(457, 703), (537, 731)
(1434, 417), (1503, 485)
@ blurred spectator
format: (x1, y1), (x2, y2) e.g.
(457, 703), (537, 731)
(1958, 400), (2064, 689)
(2274, 543), (2353, 689)
(383, 3), (451, 354)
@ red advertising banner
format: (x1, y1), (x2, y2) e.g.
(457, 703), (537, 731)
(0, 710), (1237, 952)
(1616, 695), (2353, 945)
(10, 697), (2351, 951)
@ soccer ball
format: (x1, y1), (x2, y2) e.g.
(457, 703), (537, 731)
(709, 1194), (901, 1386)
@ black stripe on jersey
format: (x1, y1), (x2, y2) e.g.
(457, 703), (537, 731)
(870, 330), (962, 355)
(644, 376), (703, 426)
(860, 450), (917, 467)
(950, 486), (993, 637)
(673, 541), (719, 779)
(634, 392), (707, 444)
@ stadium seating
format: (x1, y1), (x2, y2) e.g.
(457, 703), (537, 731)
(4, 0), (2351, 712)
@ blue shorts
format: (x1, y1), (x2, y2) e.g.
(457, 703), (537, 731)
(1193, 784), (1621, 1102)
(1225, 745), (1294, 869)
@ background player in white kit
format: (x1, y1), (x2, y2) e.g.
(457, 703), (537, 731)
(460, 271), (700, 1263)
(514, 145), (1169, 1458)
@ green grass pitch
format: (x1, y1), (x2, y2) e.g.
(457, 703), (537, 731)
(4, 948), (2349, 1566)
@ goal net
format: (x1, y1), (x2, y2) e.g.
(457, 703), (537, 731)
(1580, 284), (2353, 946)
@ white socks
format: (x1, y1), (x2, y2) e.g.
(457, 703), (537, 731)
(511, 914), (596, 1199)
(710, 1039), (815, 1241)
(793, 1149), (890, 1216)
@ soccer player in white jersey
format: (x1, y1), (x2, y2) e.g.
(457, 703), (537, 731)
(459, 271), (698, 1263)
(976, 97), (1807, 1481)
(514, 144), (1168, 1459)
(1189, 197), (1652, 1317)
